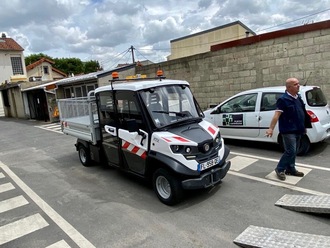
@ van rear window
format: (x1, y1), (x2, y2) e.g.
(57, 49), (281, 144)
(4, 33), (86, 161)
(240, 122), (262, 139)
(305, 88), (328, 106)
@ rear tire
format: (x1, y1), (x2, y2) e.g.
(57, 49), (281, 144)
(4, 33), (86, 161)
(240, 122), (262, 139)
(152, 168), (183, 206)
(78, 145), (92, 167)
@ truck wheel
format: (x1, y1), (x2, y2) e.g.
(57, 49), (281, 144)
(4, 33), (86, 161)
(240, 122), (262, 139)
(297, 135), (310, 156)
(78, 145), (92, 167)
(153, 168), (183, 205)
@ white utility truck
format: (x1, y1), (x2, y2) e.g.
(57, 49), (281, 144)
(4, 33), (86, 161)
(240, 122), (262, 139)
(57, 72), (231, 205)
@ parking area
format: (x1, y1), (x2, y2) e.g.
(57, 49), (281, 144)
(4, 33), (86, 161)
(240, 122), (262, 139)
(0, 118), (329, 247)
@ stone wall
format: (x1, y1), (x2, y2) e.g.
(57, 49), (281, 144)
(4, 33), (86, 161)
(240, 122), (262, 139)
(136, 21), (330, 110)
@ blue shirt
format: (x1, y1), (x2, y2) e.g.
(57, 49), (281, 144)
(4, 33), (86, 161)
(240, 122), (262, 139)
(276, 92), (306, 134)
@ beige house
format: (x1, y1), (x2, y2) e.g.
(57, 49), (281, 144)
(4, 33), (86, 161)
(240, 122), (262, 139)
(0, 33), (28, 117)
(167, 20), (256, 60)
(20, 58), (67, 122)
(25, 57), (67, 82)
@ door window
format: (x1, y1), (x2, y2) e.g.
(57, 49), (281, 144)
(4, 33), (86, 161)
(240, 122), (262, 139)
(220, 93), (257, 113)
(116, 91), (146, 131)
(261, 93), (282, 111)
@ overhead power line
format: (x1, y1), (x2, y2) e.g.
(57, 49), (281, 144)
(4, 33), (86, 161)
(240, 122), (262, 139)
(259, 7), (330, 32)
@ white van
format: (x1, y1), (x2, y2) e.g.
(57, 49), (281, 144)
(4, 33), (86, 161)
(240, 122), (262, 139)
(203, 85), (330, 155)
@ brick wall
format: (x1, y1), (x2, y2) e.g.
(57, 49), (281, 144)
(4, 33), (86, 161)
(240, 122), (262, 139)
(136, 21), (330, 110)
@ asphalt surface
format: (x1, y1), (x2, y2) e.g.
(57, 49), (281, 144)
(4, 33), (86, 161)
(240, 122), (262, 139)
(0, 117), (329, 248)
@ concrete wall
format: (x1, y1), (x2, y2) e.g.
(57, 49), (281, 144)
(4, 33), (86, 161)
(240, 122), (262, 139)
(137, 23), (330, 110)
(4, 86), (25, 118)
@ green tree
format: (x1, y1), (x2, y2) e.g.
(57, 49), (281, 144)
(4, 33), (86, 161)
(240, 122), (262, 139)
(53, 58), (84, 76)
(25, 54), (102, 75)
(84, 60), (102, 73)
(25, 53), (52, 66)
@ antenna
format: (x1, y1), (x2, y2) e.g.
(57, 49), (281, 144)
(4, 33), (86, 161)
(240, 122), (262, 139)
(303, 72), (312, 86)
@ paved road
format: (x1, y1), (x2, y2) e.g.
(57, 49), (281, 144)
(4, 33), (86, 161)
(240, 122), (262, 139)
(0, 117), (329, 247)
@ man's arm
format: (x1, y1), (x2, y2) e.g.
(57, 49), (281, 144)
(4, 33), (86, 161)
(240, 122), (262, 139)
(265, 111), (282, 137)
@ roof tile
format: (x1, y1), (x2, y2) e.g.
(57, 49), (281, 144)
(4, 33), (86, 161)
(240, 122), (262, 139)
(0, 37), (24, 51)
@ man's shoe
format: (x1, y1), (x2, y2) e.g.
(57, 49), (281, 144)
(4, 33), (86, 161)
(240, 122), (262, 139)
(285, 170), (304, 177)
(275, 169), (286, 180)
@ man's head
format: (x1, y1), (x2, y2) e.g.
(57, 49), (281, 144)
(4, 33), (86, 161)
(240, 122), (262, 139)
(286, 77), (300, 95)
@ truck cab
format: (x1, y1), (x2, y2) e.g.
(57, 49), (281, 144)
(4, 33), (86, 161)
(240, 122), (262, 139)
(59, 73), (231, 205)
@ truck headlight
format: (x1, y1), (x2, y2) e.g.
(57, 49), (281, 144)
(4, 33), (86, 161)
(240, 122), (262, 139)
(170, 145), (193, 154)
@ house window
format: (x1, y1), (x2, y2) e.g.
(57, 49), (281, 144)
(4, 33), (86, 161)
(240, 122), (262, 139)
(10, 56), (24, 75)
(43, 66), (49, 74)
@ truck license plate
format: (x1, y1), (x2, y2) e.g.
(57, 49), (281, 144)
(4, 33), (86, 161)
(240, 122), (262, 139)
(198, 156), (220, 171)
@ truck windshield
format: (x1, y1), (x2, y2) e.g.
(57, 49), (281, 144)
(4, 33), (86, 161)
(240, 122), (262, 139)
(140, 85), (202, 128)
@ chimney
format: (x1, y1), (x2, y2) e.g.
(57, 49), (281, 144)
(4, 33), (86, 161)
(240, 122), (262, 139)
(1, 33), (6, 38)
(245, 31), (250, 38)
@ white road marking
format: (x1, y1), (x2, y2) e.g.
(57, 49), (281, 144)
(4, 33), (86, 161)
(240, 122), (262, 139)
(0, 182), (15, 193)
(46, 239), (71, 248)
(228, 171), (328, 195)
(0, 162), (95, 248)
(35, 123), (63, 134)
(231, 151), (330, 172)
(229, 156), (258, 171)
(0, 172), (4, 179)
(0, 195), (29, 214)
(0, 213), (49, 245)
(265, 166), (312, 185)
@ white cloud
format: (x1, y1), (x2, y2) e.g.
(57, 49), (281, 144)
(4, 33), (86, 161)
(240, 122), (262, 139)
(1, 0), (329, 69)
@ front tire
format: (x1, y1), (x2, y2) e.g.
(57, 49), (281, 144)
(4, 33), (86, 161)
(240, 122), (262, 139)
(78, 145), (92, 167)
(152, 168), (183, 205)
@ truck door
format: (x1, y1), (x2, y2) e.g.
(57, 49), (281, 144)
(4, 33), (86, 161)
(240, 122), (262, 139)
(116, 91), (148, 175)
(98, 91), (120, 166)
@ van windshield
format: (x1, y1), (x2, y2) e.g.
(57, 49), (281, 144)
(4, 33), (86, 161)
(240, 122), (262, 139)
(140, 85), (202, 128)
(305, 87), (328, 107)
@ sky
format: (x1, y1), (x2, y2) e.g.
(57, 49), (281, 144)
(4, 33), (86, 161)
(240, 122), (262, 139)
(1, 0), (330, 70)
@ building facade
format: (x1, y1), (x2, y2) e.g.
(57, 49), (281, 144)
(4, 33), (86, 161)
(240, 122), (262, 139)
(0, 33), (27, 117)
(167, 21), (256, 60)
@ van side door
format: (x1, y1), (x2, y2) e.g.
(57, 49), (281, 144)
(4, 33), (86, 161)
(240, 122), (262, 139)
(214, 93), (260, 138)
(258, 92), (283, 140)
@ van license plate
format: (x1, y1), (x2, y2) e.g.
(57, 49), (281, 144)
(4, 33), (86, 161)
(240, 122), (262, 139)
(199, 156), (220, 171)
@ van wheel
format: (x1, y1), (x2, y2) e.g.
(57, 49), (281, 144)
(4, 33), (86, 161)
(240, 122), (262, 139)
(78, 145), (92, 167)
(297, 135), (310, 156)
(153, 168), (183, 206)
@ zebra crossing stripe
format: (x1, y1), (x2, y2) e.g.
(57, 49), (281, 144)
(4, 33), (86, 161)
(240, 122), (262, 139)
(0, 162), (95, 248)
(0, 213), (49, 245)
(46, 239), (71, 248)
(0, 173), (4, 179)
(0, 182), (15, 193)
(0, 195), (29, 214)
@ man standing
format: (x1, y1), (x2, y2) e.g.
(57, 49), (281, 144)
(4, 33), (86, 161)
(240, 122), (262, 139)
(266, 78), (312, 181)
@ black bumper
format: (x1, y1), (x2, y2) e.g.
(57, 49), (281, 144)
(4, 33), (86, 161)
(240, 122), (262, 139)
(181, 160), (231, 190)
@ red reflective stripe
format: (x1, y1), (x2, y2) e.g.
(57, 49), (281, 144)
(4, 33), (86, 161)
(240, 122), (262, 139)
(163, 137), (172, 142)
(140, 152), (147, 159)
(208, 126), (216, 135)
(131, 146), (139, 154)
(122, 141), (130, 149)
(173, 136), (189, 142)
